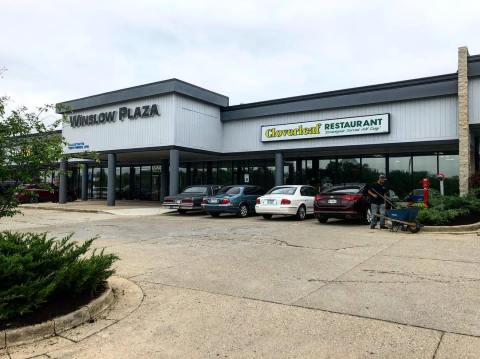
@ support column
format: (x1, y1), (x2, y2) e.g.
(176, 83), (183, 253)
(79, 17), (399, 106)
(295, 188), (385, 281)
(81, 164), (88, 201)
(160, 159), (168, 202)
(169, 149), (180, 196)
(275, 152), (284, 186)
(59, 158), (68, 204)
(107, 153), (116, 206)
(458, 46), (471, 196)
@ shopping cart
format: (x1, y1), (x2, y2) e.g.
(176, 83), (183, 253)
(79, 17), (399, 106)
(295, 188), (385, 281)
(384, 207), (421, 233)
(370, 188), (422, 233)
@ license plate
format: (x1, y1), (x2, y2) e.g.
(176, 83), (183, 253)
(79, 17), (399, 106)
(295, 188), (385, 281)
(266, 199), (276, 205)
(328, 199), (337, 204)
(210, 198), (218, 204)
(176, 200), (181, 204)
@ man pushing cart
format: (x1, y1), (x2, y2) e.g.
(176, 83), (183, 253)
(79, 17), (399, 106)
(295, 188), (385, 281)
(365, 174), (389, 230)
(365, 174), (421, 233)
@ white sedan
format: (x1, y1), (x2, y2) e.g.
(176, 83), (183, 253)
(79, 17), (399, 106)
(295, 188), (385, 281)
(255, 185), (318, 220)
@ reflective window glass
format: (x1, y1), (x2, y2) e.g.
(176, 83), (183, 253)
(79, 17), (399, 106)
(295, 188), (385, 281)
(389, 156), (412, 198)
(439, 154), (459, 195)
(361, 156), (386, 183)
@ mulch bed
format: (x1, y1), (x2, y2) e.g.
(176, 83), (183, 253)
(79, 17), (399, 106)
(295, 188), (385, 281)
(0, 283), (107, 331)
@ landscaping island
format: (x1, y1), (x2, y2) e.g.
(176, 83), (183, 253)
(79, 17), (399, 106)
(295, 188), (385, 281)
(0, 232), (118, 332)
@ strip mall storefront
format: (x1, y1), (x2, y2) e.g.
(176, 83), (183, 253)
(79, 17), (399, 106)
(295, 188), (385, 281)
(56, 47), (480, 205)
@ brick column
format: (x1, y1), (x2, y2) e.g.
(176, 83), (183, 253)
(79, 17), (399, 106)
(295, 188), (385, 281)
(458, 46), (470, 196)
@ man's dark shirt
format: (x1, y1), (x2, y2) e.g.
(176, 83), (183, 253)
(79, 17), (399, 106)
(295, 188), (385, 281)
(365, 182), (388, 205)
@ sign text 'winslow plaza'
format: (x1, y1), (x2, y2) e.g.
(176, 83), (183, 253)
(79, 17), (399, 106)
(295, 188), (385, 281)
(69, 104), (160, 128)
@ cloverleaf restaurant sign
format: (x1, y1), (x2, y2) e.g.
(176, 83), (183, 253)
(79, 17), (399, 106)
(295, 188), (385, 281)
(261, 113), (390, 142)
(68, 104), (160, 128)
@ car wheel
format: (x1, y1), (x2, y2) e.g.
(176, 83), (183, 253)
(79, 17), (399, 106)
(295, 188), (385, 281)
(210, 212), (220, 218)
(177, 209), (187, 214)
(29, 196), (39, 204)
(238, 204), (249, 218)
(296, 205), (306, 221)
(317, 216), (328, 223)
(262, 214), (272, 220)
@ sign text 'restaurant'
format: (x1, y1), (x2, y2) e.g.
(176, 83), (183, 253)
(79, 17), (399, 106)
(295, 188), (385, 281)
(261, 113), (390, 142)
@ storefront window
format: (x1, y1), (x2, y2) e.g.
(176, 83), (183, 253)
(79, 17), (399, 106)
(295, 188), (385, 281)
(439, 154), (459, 195)
(318, 159), (336, 190)
(115, 168), (121, 198)
(151, 165), (161, 201)
(413, 155), (438, 193)
(218, 161), (233, 186)
(337, 158), (361, 184)
(179, 165), (187, 190)
(233, 161), (249, 184)
(121, 167), (132, 199)
(284, 161), (296, 185)
(250, 163), (265, 187)
(361, 156), (386, 183)
(133, 166), (141, 199)
(389, 156), (412, 199)
(206, 162), (216, 184)
(264, 160), (275, 190)
(191, 162), (205, 185)
(92, 167), (102, 199)
(302, 160), (315, 186)
(140, 166), (151, 200)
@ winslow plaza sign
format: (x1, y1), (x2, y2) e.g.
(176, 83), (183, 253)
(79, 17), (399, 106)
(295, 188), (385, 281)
(68, 104), (160, 128)
(261, 113), (390, 142)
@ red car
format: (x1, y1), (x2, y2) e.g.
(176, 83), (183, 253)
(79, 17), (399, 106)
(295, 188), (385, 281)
(314, 184), (370, 224)
(15, 184), (77, 203)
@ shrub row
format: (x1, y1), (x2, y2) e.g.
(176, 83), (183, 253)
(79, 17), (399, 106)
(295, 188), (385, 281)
(416, 190), (480, 225)
(0, 231), (118, 322)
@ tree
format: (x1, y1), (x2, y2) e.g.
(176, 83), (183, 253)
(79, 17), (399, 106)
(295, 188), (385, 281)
(0, 96), (64, 218)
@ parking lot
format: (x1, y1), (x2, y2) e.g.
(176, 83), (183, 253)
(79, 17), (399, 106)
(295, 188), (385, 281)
(2, 208), (480, 358)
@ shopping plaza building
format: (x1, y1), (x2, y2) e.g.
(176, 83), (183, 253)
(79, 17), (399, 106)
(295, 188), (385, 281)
(55, 47), (480, 205)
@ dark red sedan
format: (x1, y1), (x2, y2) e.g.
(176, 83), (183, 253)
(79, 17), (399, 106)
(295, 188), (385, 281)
(314, 184), (370, 224)
(15, 184), (77, 203)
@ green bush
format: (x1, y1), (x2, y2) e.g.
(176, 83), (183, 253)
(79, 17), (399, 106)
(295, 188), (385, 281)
(417, 207), (470, 225)
(415, 191), (480, 225)
(0, 231), (118, 322)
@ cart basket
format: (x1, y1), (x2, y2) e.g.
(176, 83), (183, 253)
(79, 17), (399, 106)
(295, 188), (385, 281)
(385, 207), (419, 223)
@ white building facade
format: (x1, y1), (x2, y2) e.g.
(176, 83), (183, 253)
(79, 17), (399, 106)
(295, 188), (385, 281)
(57, 47), (480, 205)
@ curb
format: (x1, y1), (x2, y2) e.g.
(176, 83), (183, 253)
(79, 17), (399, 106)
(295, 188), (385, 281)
(2, 280), (115, 348)
(422, 221), (480, 233)
(20, 205), (105, 214)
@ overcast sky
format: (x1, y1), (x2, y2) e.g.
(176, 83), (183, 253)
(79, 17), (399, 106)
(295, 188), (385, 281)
(1, 0), (480, 122)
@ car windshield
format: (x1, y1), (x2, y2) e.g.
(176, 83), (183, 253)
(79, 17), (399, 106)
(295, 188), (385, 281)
(267, 186), (297, 195)
(326, 186), (361, 194)
(183, 186), (208, 194)
(217, 186), (242, 195)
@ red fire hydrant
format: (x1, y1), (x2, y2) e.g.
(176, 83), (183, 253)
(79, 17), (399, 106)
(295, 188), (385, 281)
(422, 177), (430, 208)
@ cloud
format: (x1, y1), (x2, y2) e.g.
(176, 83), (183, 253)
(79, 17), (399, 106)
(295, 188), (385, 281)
(1, 0), (479, 121)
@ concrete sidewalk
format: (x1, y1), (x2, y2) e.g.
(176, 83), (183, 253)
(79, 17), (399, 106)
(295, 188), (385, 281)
(20, 200), (174, 216)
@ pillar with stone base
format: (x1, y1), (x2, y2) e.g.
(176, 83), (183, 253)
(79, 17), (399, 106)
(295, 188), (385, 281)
(107, 153), (116, 206)
(169, 149), (180, 196)
(458, 46), (472, 196)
